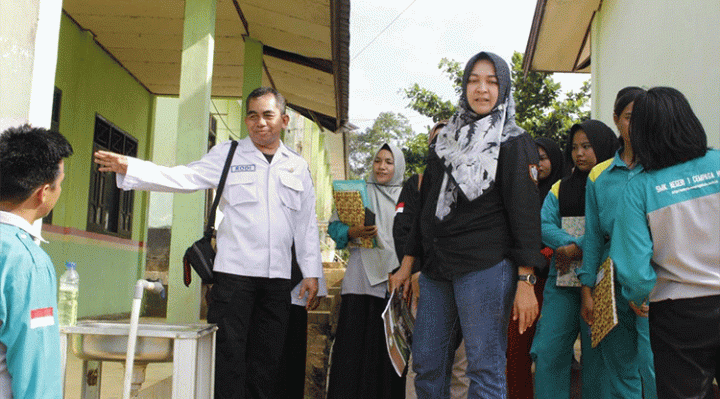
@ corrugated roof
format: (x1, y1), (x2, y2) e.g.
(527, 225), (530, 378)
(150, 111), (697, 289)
(62, 0), (350, 131)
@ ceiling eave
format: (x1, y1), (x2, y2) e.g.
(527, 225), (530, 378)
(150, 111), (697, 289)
(61, 0), (350, 133)
(523, 0), (599, 75)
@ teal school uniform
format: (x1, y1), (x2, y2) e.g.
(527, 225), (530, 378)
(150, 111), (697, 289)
(610, 150), (720, 399)
(578, 153), (656, 398)
(531, 181), (606, 399)
(610, 149), (720, 305)
(0, 223), (62, 399)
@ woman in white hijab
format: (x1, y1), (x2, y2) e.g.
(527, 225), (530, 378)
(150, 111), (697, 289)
(326, 143), (406, 399)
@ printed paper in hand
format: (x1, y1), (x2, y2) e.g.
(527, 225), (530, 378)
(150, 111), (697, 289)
(332, 180), (374, 248)
(557, 216), (585, 287)
(382, 289), (415, 376)
(590, 257), (618, 347)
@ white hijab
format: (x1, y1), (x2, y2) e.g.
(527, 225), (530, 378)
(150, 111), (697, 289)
(360, 143), (406, 286)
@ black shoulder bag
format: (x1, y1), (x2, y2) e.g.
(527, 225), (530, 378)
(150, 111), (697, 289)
(183, 140), (238, 286)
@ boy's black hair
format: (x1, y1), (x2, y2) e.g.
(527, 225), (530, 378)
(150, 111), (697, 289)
(245, 87), (287, 115)
(630, 87), (707, 171)
(0, 124), (73, 203)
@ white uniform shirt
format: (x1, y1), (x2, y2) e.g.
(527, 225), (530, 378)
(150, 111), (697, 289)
(117, 138), (323, 280)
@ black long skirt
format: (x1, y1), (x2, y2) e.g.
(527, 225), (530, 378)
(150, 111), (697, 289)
(327, 294), (406, 399)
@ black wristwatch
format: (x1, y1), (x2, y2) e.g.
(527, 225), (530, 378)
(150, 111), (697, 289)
(518, 274), (537, 285)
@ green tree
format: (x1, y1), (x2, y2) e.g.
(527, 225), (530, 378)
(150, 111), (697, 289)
(510, 52), (590, 146)
(401, 132), (430, 177)
(348, 112), (414, 180)
(403, 51), (590, 150)
(403, 58), (462, 122)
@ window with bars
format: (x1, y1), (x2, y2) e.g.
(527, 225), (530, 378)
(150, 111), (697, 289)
(43, 87), (63, 225)
(87, 116), (137, 238)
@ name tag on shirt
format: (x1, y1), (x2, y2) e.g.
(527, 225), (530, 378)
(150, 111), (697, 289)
(231, 164), (256, 172)
(30, 307), (54, 329)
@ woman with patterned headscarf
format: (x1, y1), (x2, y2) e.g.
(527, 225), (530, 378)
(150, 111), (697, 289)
(390, 51), (544, 398)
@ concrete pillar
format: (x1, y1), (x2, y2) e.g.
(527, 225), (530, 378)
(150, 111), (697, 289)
(240, 37), (263, 138)
(166, 0), (217, 324)
(0, 0), (62, 131)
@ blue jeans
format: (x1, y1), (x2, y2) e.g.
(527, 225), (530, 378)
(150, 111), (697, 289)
(413, 259), (515, 399)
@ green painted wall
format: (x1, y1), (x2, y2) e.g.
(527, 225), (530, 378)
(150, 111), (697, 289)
(301, 118), (334, 222)
(43, 13), (155, 317)
(147, 96), (240, 230)
(39, 13), (340, 318)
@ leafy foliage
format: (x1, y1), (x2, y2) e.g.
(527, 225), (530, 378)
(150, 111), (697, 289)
(403, 58), (462, 123)
(511, 52), (590, 147)
(401, 132), (430, 177)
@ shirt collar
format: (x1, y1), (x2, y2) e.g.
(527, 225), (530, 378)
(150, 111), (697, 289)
(240, 137), (290, 162)
(609, 149), (643, 173)
(0, 211), (47, 243)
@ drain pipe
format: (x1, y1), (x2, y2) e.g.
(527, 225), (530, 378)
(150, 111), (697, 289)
(122, 279), (165, 399)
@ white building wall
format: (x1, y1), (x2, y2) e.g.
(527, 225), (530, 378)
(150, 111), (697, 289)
(591, 0), (720, 147)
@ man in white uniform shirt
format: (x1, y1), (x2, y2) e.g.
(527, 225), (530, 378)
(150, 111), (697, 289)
(94, 87), (323, 399)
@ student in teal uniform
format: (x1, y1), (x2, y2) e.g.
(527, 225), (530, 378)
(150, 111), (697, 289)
(531, 120), (618, 399)
(610, 87), (719, 399)
(0, 125), (73, 399)
(578, 87), (657, 399)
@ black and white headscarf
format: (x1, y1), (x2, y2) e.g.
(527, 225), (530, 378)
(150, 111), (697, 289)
(434, 51), (525, 220)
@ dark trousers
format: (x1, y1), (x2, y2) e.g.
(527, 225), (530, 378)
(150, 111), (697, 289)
(650, 294), (720, 399)
(327, 294), (405, 399)
(207, 273), (291, 399)
(278, 304), (308, 399)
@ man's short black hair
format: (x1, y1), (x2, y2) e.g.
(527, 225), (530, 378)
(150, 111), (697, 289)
(0, 124), (74, 203)
(245, 87), (287, 115)
(630, 87), (707, 171)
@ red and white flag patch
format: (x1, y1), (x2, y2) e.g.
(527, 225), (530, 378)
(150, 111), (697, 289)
(30, 307), (54, 329)
(395, 202), (405, 214)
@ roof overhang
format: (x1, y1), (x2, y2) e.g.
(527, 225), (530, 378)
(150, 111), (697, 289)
(62, 0), (350, 132)
(523, 0), (600, 75)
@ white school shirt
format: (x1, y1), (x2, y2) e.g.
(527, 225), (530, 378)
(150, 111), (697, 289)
(117, 138), (323, 280)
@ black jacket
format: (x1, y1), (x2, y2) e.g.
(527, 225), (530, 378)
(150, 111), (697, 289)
(403, 133), (544, 280)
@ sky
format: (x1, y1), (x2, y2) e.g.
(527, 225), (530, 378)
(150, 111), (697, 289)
(347, 0), (589, 134)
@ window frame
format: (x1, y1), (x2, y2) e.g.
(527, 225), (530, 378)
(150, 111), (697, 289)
(87, 115), (137, 239)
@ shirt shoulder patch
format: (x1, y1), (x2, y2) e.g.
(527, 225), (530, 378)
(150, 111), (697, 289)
(30, 307), (54, 329)
(550, 180), (561, 198)
(589, 159), (614, 183)
(529, 164), (539, 185)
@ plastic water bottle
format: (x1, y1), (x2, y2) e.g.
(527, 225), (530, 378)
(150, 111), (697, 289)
(58, 261), (79, 326)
